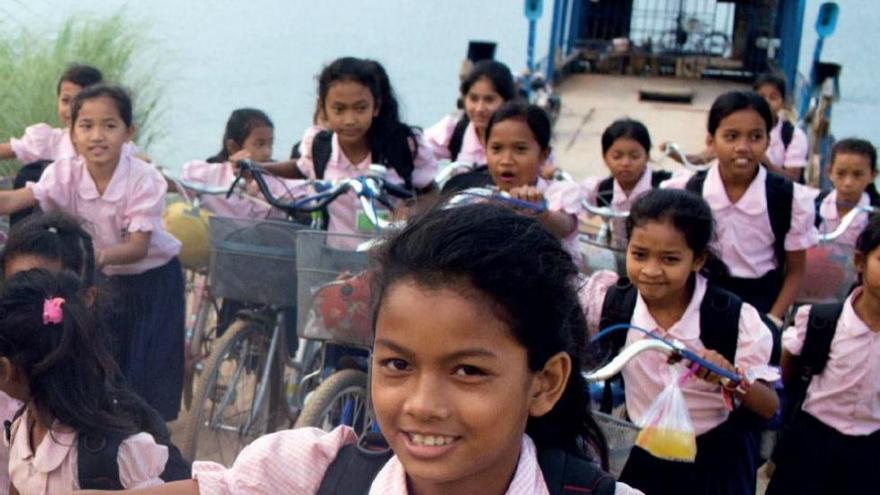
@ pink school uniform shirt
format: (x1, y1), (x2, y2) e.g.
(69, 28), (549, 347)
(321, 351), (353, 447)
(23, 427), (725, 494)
(783, 288), (880, 436)
(425, 114), (486, 164)
(193, 425), (643, 494)
(581, 167), (666, 247)
(295, 126), (438, 235)
(815, 189), (872, 247)
(537, 178), (584, 265)
(9, 123), (138, 163)
(27, 154), (181, 276)
(663, 163), (818, 278)
(582, 271), (779, 435)
(766, 117), (808, 171)
(181, 160), (310, 219)
(6, 408), (168, 493)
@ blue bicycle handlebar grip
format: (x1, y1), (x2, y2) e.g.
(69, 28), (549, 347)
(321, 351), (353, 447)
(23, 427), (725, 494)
(678, 348), (741, 384)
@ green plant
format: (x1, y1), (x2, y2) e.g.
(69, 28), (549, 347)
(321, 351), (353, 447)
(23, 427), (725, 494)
(0, 11), (166, 176)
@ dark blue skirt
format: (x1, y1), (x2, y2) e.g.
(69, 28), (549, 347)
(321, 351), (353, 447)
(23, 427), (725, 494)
(108, 257), (185, 421)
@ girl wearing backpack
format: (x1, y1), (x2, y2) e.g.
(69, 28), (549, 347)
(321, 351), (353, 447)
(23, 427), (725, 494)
(75, 204), (643, 495)
(814, 138), (880, 246)
(0, 269), (170, 493)
(581, 189), (779, 495)
(766, 215), (880, 494)
(663, 91), (818, 326)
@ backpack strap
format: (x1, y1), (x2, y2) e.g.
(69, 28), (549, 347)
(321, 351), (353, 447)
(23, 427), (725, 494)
(765, 172), (794, 268)
(311, 130), (335, 230)
(77, 430), (127, 490)
(801, 303), (844, 378)
(448, 116), (470, 162)
(129, 393), (192, 482)
(698, 284), (743, 364)
(596, 177), (615, 206)
(597, 278), (638, 413)
(780, 120), (795, 151)
(538, 449), (616, 495)
(814, 189), (831, 228)
(3, 404), (26, 445)
(650, 169), (672, 188)
(316, 434), (394, 495)
(684, 170), (708, 195)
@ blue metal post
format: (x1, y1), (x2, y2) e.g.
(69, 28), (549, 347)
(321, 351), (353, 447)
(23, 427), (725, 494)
(567, 0), (583, 53)
(559, 0), (572, 61)
(545, 0), (564, 83)
(527, 20), (537, 74)
(776, 0), (806, 95)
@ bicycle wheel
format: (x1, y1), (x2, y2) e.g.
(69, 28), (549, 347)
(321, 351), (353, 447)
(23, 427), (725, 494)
(182, 288), (218, 411)
(294, 368), (371, 434)
(179, 317), (283, 465)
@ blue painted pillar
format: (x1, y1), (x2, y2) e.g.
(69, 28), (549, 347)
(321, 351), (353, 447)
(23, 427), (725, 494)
(776, 0), (806, 93)
(567, 0), (583, 53)
(546, 0), (564, 82)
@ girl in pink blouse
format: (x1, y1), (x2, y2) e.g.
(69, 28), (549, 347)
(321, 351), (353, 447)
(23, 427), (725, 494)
(76, 203), (642, 495)
(768, 216), (880, 493)
(0, 85), (185, 422)
(581, 189), (779, 494)
(0, 269), (169, 494)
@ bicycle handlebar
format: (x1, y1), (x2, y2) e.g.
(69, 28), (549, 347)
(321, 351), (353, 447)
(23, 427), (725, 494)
(663, 142), (711, 172)
(446, 187), (548, 213)
(819, 205), (875, 242)
(582, 200), (630, 219)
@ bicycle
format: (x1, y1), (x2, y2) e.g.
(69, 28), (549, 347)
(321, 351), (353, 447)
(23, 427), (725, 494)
(179, 160), (413, 465)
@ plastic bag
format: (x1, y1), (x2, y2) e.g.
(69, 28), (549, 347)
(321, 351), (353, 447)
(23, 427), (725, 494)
(301, 271), (373, 346)
(635, 373), (697, 462)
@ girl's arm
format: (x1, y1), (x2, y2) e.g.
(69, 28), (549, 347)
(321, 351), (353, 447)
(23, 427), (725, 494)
(96, 231), (151, 267)
(0, 142), (14, 160)
(779, 349), (801, 389)
(763, 160), (802, 182)
(74, 480), (199, 495)
(697, 350), (779, 419)
(770, 250), (806, 320)
(0, 188), (38, 215)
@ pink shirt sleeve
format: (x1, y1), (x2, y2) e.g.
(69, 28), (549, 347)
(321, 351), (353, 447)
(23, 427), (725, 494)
(544, 180), (581, 216)
(782, 304), (810, 356)
(580, 270), (620, 335)
(26, 159), (74, 211)
(193, 426), (357, 495)
(9, 124), (66, 163)
(735, 303), (780, 382)
(295, 126), (322, 180)
(785, 183), (819, 251)
(424, 114), (457, 160)
(181, 160), (231, 185)
(409, 130), (439, 189)
(117, 432), (169, 489)
(126, 167), (169, 233)
(783, 127), (809, 169)
(580, 176), (601, 206)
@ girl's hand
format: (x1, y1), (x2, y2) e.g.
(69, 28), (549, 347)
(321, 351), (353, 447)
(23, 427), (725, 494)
(508, 185), (545, 204)
(229, 150), (254, 180)
(694, 349), (736, 385)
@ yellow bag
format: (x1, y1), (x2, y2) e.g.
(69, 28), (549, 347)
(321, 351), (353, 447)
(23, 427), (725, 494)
(163, 202), (212, 270)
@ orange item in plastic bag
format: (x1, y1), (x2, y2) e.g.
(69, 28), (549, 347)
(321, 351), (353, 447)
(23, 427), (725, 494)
(635, 374), (697, 462)
(635, 426), (697, 461)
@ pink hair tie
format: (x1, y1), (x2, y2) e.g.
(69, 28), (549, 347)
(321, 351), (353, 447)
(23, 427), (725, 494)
(43, 298), (65, 325)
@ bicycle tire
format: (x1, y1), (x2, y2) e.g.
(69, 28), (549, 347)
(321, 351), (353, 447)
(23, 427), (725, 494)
(179, 317), (283, 465)
(182, 291), (218, 411)
(294, 368), (370, 433)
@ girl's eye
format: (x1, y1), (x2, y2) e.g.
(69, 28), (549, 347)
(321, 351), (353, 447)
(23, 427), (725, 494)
(630, 251), (647, 260)
(515, 145), (529, 153)
(380, 358), (410, 372)
(454, 365), (486, 377)
(663, 256), (681, 264)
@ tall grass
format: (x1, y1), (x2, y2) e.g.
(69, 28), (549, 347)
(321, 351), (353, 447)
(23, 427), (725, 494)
(0, 12), (166, 176)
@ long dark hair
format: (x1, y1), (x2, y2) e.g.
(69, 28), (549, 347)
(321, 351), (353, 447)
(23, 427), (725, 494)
(371, 204), (609, 467)
(0, 270), (145, 437)
(317, 57), (418, 187)
(208, 108), (274, 163)
(2, 212), (96, 287)
(485, 101), (552, 151)
(708, 91), (774, 135)
(460, 60), (516, 101)
(70, 84), (133, 128)
(626, 189), (729, 280)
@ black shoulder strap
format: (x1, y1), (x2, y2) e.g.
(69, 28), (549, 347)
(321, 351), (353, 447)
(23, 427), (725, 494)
(596, 278), (638, 413)
(650, 169), (673, 187)
(814, 189), (831, 228)
(596, 177), (615, 206)
(685, 170), (708, 195)
(316, 441), (394, 495)
(312, 130), (334, 180)
(802, 303), (844, 377)
(781, 120), (795, 150)
(129, 393), (192, 482)
(698, 284), (743, 364)
(448, 116), (470, 162)
(538, 449), (616, 495)
(77, 430), (127, 490)
(765, 172), (794, 267)
(4, 404), (27, 444)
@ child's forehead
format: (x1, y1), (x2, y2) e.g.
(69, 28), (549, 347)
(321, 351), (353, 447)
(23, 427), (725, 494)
(716, 109), (767, 129)
(77, 96), (123, 118)
(833, 151), (873, 169)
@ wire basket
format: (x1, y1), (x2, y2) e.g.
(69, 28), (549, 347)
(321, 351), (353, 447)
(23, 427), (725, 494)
(594, 410), (639, 479)
(296, 230), (375, 345)
(208, 216), (306, 306)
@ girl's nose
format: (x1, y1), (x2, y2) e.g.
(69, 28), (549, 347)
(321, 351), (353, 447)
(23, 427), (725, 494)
(401, 375), (450, 421)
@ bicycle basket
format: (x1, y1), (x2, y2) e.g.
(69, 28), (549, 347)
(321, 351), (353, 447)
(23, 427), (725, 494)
(797, 242), (856, 304)
(208, 216), (306, 306)
(594, 410), (639, 479)
(295, 230), (375, 345)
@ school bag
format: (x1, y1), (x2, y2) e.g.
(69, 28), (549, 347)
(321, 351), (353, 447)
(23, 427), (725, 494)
(685, 170), (793, 268)
(315, 433), (616, 495)
(448, 115), (471, 162)
(4, 394), (192, 490)
(596, 170), (672, 207)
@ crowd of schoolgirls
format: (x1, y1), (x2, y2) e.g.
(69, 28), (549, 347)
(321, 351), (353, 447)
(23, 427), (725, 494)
(0, 55), (874, 495)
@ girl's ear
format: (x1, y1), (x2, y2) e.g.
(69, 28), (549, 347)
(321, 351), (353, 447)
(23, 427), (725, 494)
(692, 250), (708, 272)
(0, 358), (14, 384)
(539, 146), (551, 165)
(82, 286), (98, 308)
(125, 124), (137, 142)
(225, 139), (241, 155)
(373, 98), (381, 118)
(855, 250), (866, 275)
(527, 351), (571, 418)
(705, 132), (715, 153)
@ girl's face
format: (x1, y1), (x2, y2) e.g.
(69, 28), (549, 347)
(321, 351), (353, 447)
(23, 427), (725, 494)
(372, 280), (563, 494)
(321, 80), (379, 149)
(626, 220), (705, 306)
(707, 109), (769, 183)
(486, 118), (549, 191)
(71, 96), (133, 169)
(57, 81), (83, 128)
(829, 152), (876, 205)
(464, 78), (504, 132)
(604, 137), (649, 189)
(756, 83), (784, 115)
(229, 125), (274, 162)
(855, 245), (880, 299)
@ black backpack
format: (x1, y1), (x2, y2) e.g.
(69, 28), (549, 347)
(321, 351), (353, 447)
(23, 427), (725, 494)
(782, 303), (844, 422)
(315, 436), (615, 495)
(685, 170), (793, 268)
(596, 277), (742, 413)
(448, 115), (471, 162)
(596, 170), (672, 207)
